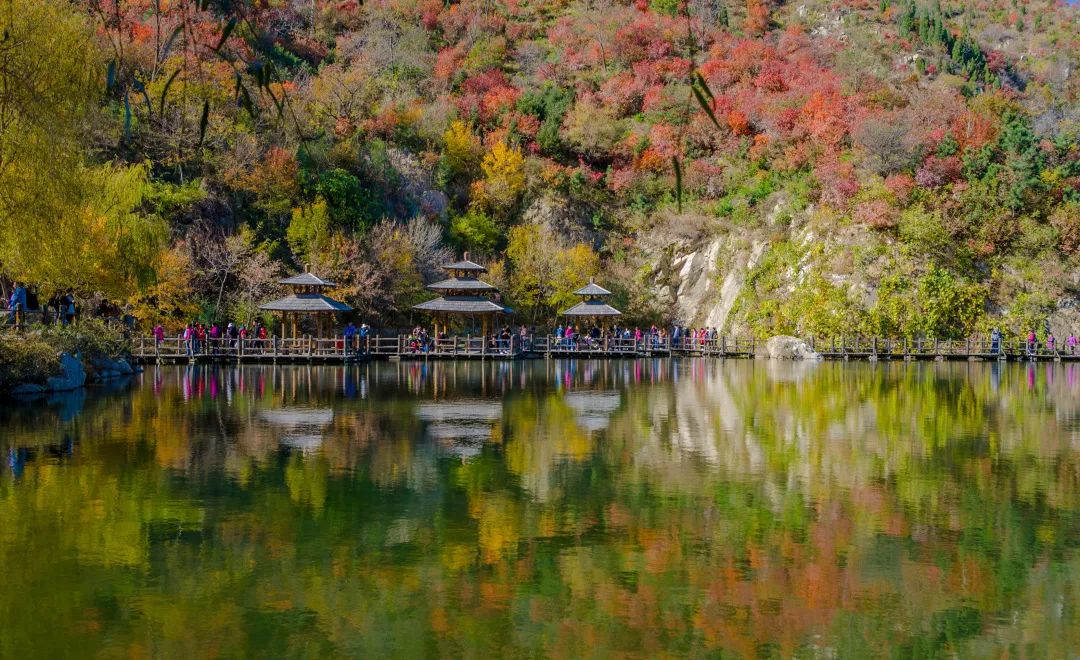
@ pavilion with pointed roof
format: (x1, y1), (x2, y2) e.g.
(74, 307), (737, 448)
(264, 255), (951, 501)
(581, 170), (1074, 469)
(260, 269), (352, 338)
(561, 280), (622, 329)
(413, 254), (511, 337)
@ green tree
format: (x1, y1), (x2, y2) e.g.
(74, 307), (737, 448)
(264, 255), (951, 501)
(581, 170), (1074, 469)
(288, 198), (332, 265)
(450, 209), (500, 254)
(313, 169), (378, 232)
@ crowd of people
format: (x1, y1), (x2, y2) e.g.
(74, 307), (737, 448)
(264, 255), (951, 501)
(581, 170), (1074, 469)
(990, 328), (1079, 356)
(163, 321), (270, 357)
(402, 325), (524, 354)
(159, 320), (381, 357)
(551, 324), (724, 351)
(4, 282), (79, 326)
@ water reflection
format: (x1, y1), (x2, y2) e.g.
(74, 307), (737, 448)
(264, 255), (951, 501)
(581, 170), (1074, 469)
(260, 407), (335, 453)
(2, 359), (1080, 657)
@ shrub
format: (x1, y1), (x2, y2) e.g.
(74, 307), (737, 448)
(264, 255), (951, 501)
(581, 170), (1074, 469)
(1050, 203), (1080, 256)
(0, 320), (129, 393)
(44, 319), (131, 362)
(0, 332), (60, 391)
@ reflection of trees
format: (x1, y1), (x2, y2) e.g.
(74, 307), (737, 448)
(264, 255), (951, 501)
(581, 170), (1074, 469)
(2, 361), (1080, 656)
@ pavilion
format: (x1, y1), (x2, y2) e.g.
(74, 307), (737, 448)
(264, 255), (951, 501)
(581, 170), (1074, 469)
(413, 255), (511, 337)
(260, 270), (352, 338)
(561, 280), (622, 330)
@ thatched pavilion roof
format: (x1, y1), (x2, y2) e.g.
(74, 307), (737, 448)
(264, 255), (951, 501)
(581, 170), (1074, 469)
(279, 272), (337, 288)
(414, 295), (511, 314)
(260, 293), (353, 313)
(426, 277), (499, 292)
(573, 282), (613, 297)
(443, 259), (487, 273)
(561, 299), (622, 317)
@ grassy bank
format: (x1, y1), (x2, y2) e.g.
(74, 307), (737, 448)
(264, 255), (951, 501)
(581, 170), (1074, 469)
(0, 320), (131, 394)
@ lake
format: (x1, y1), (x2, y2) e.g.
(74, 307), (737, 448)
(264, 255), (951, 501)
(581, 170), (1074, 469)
(2, 359), (1080, 657)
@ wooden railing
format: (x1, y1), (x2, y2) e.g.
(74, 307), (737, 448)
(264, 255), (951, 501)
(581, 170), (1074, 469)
(811, 337), (1073, 359)
(133, 335), (364, 360)
(130, 333), (1079, 362)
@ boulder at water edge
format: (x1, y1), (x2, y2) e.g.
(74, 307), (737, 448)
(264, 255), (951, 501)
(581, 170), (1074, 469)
(765, 336), (822, 361)
(10, 383), (47, 396)
(46, 352), (87, 392)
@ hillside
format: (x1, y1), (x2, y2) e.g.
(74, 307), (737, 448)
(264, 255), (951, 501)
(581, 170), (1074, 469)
(1, 0), (1078, 339)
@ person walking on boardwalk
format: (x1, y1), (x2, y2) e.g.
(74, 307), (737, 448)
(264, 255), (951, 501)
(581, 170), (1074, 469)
(343, 321), (357, 356)
(990, 328), (1001, 356)
(359, 323), (369, 353)
(183, 323), (195, 357)
(500, 326), (512, 353)
(1047, 333), (1056, 354)
(153, 324), (165, 347)
(1069, 334), (1078, 355)
(1027, 330), (1037, 356)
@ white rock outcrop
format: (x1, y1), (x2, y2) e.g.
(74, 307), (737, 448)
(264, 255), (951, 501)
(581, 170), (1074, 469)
(765, 336), (821, 360)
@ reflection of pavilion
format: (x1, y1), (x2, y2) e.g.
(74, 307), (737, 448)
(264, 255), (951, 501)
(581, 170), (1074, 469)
(259, 407), (335, 452)
(414, 400), (501, 458)
(563, 390), (621, 432)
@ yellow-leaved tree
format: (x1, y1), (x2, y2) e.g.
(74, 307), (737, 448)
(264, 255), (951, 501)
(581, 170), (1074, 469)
(0, 0), (165, 297)
(126, 243), (200, 331)
(506, 223), (598, 323)
(476, 141), (525, 215)
(441, 120), (483, 182)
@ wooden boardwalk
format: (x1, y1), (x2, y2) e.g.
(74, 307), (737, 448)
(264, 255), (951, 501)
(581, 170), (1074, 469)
(810, 337), (1077, 362)
(130, 335), (1077, 364)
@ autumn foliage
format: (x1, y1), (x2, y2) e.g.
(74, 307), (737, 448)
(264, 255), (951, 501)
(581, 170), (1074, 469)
(1, 0), (1076, 336)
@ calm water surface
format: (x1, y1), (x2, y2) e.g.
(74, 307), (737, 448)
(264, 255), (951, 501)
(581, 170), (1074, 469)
(3, 359), (1080, 658)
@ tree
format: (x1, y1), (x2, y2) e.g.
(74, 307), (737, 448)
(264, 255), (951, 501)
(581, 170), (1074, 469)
(0, 0), (164, 297)
(404, 216), (453, 284)
(126, 243), (200, 330)
(1050, 203), (1080, 257)
(506, 224), (599, 323)
(475, 141), (526, 216)
(563, 100), (626, 162)
(288, 198), (332, 265)
(312, 168), (378, 232)
(450, 209), (501, 255)
(229, 248), (281, 327)
(439, 120), (483, 184)
(853, 115), (921, 176)
(745, 0), (770, 36)
(0, 0), (97, 229)
(189, 227), (262, 323)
